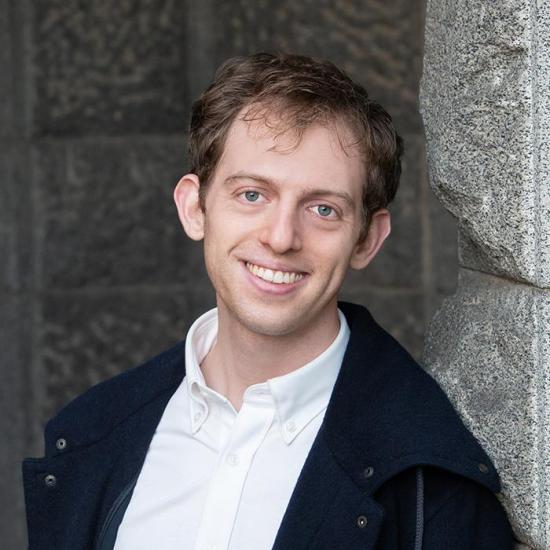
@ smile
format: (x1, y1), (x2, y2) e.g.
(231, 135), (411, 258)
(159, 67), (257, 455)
(245, 261), (305, 284)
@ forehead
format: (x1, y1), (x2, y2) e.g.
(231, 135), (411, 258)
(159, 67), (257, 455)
(214, 111), (365, 197)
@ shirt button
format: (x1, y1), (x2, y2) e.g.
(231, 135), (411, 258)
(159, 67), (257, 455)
(193, 412), (202, 423)
(55, 438), (67, 451)
(226, 453), (239, 467)
(285, 420), (296, 433)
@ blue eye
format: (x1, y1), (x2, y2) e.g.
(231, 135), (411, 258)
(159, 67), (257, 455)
(316, 205), (334, 217)
(244, 191), (260, 202)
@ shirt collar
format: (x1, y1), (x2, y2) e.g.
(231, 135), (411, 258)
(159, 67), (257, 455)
(184, 307), (350, 443)
(184, 308), (219, 433)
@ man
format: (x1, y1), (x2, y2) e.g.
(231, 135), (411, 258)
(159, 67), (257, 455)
(23, 53), (513, 549)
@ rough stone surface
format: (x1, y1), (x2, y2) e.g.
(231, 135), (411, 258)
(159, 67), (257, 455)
(0, 294), (33, 549)
(214, 0), (425, 136)
(35, 137), (205, 288)
(33, 0), (189, 135)
(423, 269), (549, 547)
(39, 287), (216, 422)
(420, 0), (550, 288)
(0, 1), (14, 137)
(421, 0), (550, 546)
(0, 143), (33, 292)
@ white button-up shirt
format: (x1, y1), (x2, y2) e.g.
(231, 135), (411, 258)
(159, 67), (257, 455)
(114, 307), (350, 550)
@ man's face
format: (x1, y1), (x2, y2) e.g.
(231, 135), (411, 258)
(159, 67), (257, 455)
(189, 115), (377, 337)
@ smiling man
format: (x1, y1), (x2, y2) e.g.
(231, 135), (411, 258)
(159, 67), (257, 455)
(23, 53), (513, 549)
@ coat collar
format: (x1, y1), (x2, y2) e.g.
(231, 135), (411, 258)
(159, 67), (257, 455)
(324, 301), (500, 494)
(43, 301), (499, 494)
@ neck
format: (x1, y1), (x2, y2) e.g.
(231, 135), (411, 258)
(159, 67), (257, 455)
(200, 301), (340, 411)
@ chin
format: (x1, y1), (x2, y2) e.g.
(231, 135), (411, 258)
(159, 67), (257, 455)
(232, 303), (310, 337)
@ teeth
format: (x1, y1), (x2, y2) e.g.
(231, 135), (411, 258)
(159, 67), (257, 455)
(246, 262), (304, 284)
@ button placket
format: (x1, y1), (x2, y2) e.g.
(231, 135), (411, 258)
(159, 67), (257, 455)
(192, 402), (275, 550)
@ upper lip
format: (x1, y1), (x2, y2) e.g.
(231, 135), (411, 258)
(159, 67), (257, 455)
(242, 259), (308, 274)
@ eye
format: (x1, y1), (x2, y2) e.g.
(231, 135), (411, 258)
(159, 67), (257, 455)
(312, 204), (337, 218)
(242, 190), (261, 202)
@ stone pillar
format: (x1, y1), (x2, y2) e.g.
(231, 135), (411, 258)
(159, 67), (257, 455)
(420, 1), (549, 548)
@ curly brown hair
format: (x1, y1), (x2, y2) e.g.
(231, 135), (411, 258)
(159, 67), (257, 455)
(189, 52), (403, 241)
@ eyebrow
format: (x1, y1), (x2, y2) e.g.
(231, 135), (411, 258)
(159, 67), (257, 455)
(224, 172), (356, 211)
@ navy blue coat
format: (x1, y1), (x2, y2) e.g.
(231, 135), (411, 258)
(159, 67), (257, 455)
(23, 301), (514, 549)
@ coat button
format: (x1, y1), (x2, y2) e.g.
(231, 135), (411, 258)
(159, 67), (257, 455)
(55, 438), (67, 451)
(363, 466), (374, 479)
(356, 515), (368, 528)
(44, 474), (57, 488)
(478, 463), (489, 474)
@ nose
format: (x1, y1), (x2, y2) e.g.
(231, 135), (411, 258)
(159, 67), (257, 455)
(259, 203), (303, 254)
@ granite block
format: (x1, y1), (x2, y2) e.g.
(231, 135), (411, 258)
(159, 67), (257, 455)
(0, 0), (29, 138)
(213, 0), (426, 135)
(35, 137), (207, 288)
(33, 0), (189, 135)
(0, 142), (33, 292)
(0, 1), (14, 137)
(0, 293), (34, 550)
(421, 0), (550, 287)
(423, 268), (550, 548)
(39, 287), (216, 423)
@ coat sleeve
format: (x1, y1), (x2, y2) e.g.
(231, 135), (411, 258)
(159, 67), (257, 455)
(421, 473), (515, 550)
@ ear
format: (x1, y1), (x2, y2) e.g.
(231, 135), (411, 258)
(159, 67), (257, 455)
(173, 174), (205, 241)
(349, 209), (391, 270)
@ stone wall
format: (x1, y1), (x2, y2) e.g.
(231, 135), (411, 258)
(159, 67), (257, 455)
(421, 0), (549, 547)
(1, 1), (448, 547)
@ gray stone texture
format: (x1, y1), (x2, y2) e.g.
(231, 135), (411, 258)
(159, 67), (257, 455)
(1, 1), (452, 548)
(421, 0), (550, 288)
(0, 294), (35, 547)
(40, 287), (215, 421)
(0, 1), (28, 138)
(421, 0), (550, 547)
(424, 269), (549, 547)
(33, 0), (189, 135)
(1, 143), (33, 292)
(213, 0), (425, 136)
(34, 137), (205, 288)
